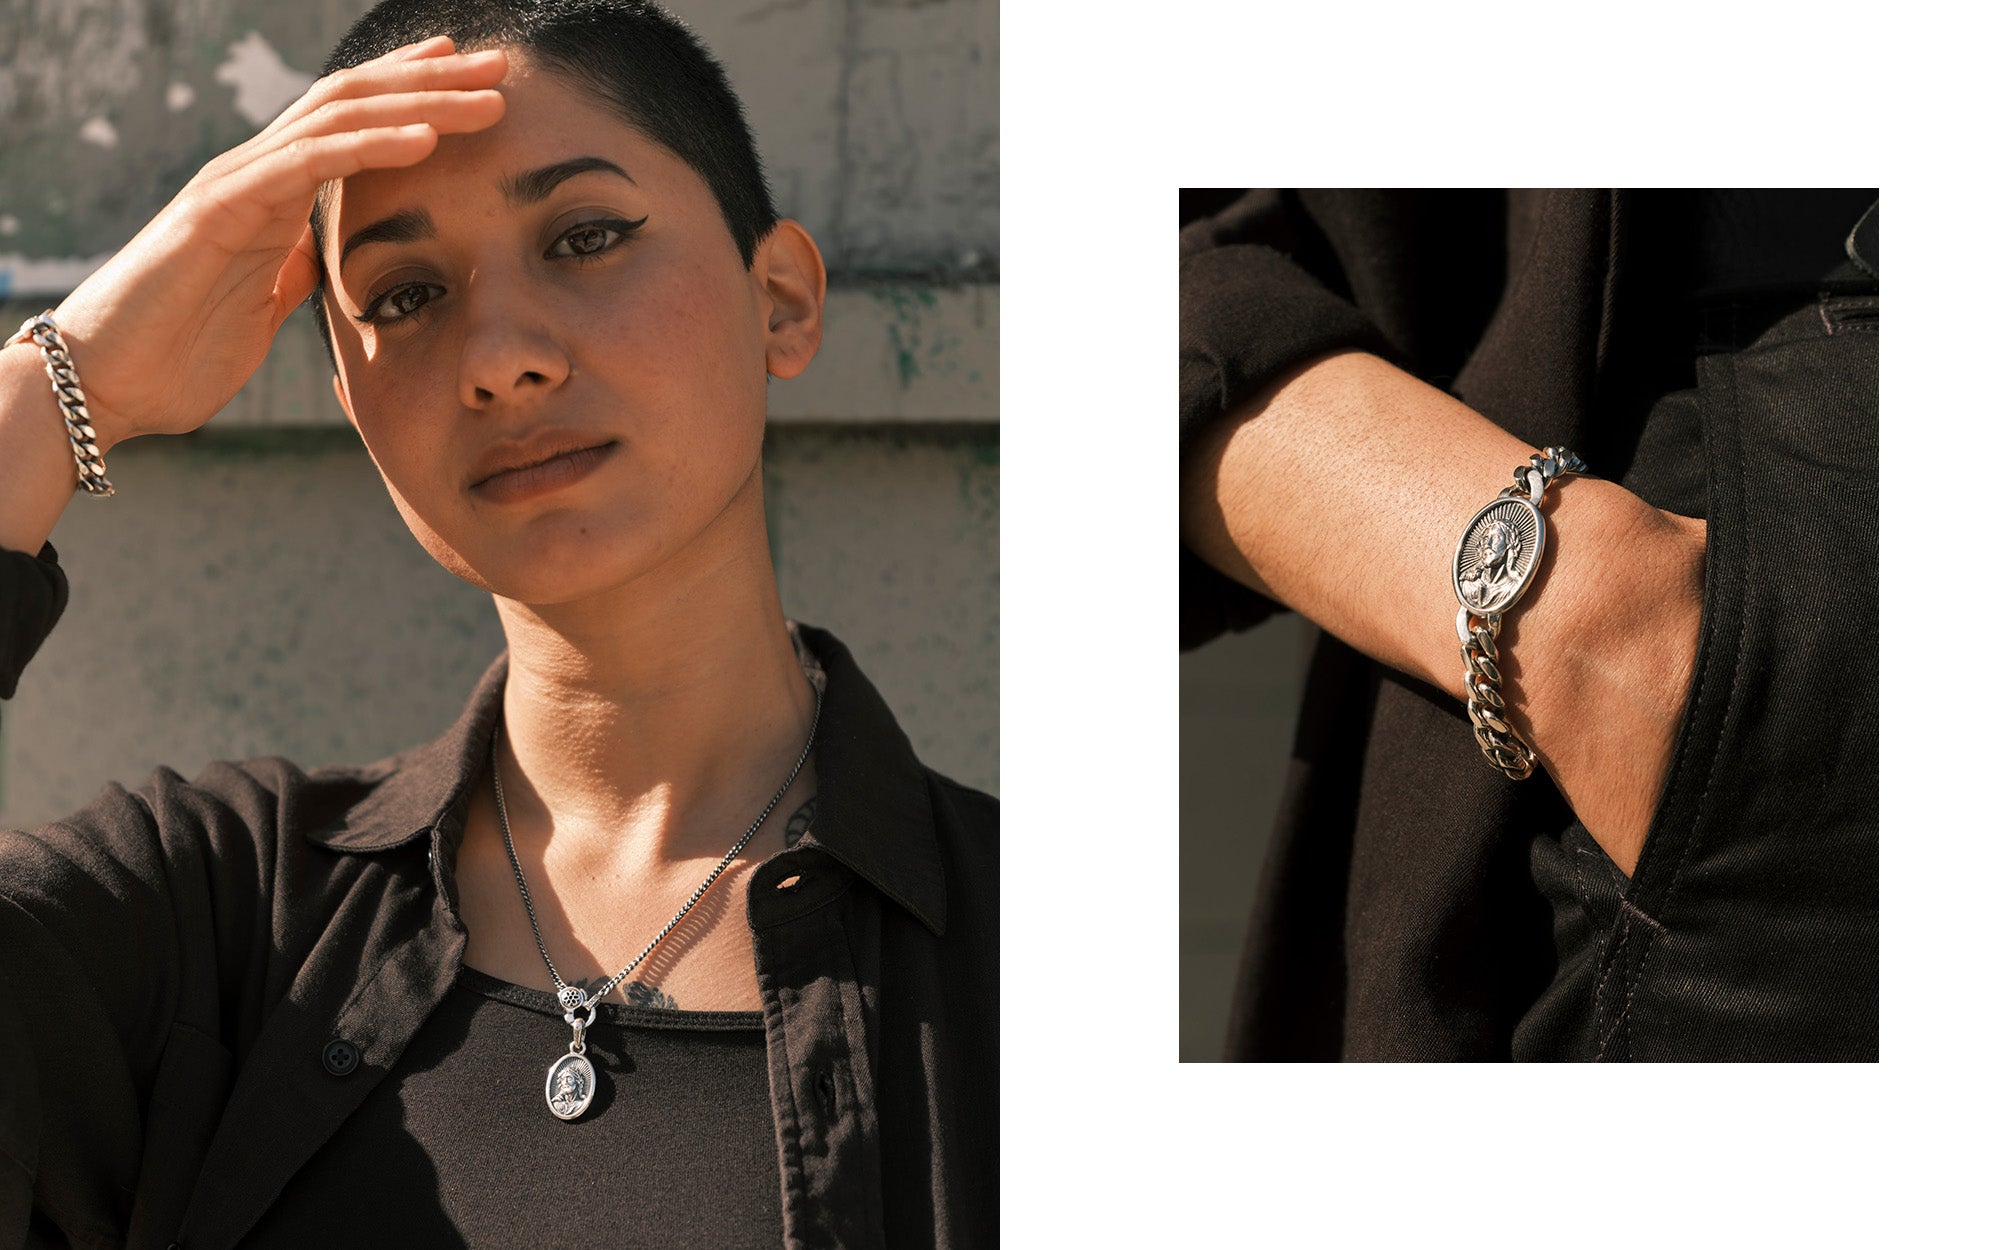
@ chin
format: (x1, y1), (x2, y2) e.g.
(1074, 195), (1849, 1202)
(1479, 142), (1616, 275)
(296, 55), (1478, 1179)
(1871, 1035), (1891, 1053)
(479, 527), (674, 607)
(379, 454), (765, 608)
(390, 496), (660, 606)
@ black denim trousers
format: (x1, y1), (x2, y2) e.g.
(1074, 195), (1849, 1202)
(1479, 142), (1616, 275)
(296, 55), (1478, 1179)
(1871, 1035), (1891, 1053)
(1514, 290), (1879, 1060)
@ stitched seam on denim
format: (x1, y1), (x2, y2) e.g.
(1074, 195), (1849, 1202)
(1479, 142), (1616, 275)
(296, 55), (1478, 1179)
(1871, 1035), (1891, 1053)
(1569, 844), (1613, 965)
(1587, 909), (1634, 1037)
(1818, 299), (1877, 336)
(1562, 842), (1615, 1052)
(1591, 355), (1754, 1061)
(1570, 844), (1613, 954)
(1617, 898), (1666, 934)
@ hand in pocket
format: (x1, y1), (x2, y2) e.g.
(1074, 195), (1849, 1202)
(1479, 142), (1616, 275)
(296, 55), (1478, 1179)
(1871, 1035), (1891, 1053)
(1527, 509), (1708, 877)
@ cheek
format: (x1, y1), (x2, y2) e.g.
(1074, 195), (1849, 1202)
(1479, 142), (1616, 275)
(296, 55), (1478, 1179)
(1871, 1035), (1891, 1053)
(599, 262), (767, 462)
(349, 379), (455, 503)
(345, 380), (484, 569)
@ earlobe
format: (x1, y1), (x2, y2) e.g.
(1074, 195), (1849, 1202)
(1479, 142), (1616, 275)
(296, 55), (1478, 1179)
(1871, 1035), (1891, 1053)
(330, 371), (357, 428)
(758, 220), (826, 380)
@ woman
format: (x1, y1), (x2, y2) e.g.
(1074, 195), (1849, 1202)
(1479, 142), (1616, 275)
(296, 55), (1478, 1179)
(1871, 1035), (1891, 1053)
(0, 1), (996, 1245)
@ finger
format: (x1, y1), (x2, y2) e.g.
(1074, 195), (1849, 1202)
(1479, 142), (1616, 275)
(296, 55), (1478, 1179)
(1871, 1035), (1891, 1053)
(321, 47), (508, 104)
(271, 221), (324, 321)
(281, 88), (506, 145)
(262, 46), (505, 141)
(211, 124), (440, 237)
(390, 35), (456, 61)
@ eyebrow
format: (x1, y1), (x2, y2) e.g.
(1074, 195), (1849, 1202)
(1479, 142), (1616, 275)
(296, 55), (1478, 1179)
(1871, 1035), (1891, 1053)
(337, 156), (637, 268)
(339, 207), (437, 267)
(501, 155), (637, 208)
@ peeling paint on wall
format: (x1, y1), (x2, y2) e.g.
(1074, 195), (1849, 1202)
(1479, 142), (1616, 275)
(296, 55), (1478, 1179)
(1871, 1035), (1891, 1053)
(214, 31), (313, 126)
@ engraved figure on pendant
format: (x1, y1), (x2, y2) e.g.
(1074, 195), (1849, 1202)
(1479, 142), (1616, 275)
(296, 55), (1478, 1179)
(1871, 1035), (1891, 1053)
(547, 1054), (596, 1120)
(1459, 518), (1523, 610)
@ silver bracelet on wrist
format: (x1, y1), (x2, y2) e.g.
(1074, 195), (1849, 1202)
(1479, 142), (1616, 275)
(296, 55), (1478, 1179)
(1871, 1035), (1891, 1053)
(6, 311), (116, 496)
(1451, 445), (1585, 780)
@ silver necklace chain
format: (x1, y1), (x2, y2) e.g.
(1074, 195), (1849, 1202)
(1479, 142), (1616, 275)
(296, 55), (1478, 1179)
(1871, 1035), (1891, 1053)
(488, 684), (822, 1015)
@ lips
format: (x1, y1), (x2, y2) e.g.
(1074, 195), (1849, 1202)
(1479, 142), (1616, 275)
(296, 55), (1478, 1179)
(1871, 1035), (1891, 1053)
(468, 427), (618, 490)
(468, 429), (619, 504)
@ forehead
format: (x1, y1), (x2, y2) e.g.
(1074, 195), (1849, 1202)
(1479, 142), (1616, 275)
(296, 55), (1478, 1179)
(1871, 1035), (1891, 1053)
(324, 57), (695, 253)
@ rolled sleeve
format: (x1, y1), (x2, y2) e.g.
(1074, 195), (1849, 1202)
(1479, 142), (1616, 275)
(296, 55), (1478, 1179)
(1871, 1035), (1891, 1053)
(1179, 194), (1392, 650)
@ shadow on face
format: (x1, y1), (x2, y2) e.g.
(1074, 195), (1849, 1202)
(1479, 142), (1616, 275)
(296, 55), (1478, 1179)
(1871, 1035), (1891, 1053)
(318, 49), (825, 610)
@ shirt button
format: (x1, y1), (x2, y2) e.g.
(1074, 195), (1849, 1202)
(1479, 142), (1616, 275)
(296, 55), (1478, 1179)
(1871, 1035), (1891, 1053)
(321, 1038), (360, 1076)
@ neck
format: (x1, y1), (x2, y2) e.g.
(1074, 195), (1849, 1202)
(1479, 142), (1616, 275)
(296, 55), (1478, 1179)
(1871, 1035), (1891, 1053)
(490, 485), (817, 870)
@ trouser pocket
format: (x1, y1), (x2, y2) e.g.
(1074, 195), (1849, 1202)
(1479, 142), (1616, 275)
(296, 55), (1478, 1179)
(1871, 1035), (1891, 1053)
(1520, 294), (1878, 1061)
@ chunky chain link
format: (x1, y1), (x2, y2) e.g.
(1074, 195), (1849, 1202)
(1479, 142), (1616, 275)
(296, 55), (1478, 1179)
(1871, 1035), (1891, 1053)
(11, 313), (115, 496)
(1456, 446), (1584, 781)
(1456, 607), (1534, 778)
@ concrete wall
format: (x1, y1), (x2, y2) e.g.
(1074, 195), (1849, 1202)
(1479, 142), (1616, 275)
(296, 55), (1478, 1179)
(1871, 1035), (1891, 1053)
(0, 0), (998, 827)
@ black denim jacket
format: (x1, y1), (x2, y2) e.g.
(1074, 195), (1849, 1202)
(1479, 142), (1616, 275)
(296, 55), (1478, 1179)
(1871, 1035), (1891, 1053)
(0, 543), (997, 1248)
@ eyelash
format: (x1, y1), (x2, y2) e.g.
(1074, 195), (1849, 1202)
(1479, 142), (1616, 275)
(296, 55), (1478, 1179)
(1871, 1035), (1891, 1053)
(357, 215), (651, 325)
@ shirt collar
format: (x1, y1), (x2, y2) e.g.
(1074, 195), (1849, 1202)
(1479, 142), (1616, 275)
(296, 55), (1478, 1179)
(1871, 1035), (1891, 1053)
(305, 625), (946, 935)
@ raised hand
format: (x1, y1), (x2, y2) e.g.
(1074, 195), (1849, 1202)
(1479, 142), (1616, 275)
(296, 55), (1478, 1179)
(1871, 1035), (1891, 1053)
(42, 36), (507, 445)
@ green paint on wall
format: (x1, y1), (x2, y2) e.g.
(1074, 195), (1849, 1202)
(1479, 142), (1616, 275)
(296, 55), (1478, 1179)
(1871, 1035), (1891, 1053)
(871, 286), (947, 389)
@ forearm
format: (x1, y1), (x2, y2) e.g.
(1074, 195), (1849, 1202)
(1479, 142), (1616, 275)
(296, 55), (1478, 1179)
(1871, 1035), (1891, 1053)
(1182, 350), (1703, 872)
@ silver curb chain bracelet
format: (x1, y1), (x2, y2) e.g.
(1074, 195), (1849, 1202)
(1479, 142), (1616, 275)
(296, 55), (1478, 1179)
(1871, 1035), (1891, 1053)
(7, 312), (116, 497)
(1450, 445), (1586, 780)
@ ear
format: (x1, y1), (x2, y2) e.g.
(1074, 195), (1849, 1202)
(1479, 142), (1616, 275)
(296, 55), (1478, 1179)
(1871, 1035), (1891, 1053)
(330, 369), (357, 428)
(755, 220), (825, 380)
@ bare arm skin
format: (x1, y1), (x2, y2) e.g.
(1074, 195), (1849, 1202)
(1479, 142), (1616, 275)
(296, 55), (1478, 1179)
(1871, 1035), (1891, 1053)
(0, 36), (508, 555)
(1182, 350), (1705, 876)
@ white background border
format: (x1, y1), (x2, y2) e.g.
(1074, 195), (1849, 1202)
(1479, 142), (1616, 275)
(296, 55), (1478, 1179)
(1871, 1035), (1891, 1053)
(1003, 1), (1975, 1243)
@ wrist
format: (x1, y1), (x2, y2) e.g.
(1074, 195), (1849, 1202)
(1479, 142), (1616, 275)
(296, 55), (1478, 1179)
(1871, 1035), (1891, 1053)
(6, 311), (127, 491)
(1510, 485), (1704, 728)
(1499, 483), (1706, 870)
(41, 301), (137, 449)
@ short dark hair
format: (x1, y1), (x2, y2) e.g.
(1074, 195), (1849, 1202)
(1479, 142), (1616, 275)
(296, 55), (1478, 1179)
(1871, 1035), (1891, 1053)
(307, 0), (778, 368)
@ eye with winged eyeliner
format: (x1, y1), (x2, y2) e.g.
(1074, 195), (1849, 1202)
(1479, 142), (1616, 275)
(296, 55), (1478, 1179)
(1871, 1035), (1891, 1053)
(547, 214), (648, 259)
(339, 155), (645, 323)
(355, 216), (650, 325)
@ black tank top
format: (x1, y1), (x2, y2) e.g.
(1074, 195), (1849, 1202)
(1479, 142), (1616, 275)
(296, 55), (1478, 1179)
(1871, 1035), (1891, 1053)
(246, 967), (779, 1247)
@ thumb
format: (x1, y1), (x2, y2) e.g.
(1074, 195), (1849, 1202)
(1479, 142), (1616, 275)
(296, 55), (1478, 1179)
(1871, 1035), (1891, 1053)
(272, 221), (325, 327)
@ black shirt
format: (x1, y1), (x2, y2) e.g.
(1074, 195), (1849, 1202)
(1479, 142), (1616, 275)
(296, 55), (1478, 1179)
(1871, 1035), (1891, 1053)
(0, 541), (998, 1247)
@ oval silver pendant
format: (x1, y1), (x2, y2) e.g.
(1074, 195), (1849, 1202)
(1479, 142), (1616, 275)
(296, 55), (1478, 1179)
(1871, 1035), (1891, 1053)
(546, 1052), (597, 1120)
(1453, 496), (1544, 614)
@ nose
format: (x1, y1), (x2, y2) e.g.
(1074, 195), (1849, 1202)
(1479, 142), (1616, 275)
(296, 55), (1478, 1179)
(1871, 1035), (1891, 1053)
(456, 276), (572, 410)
